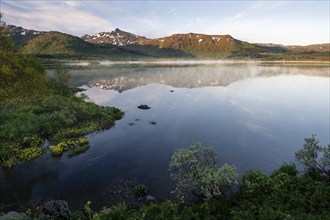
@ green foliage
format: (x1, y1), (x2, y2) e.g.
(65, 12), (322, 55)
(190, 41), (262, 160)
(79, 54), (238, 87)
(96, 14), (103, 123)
(134, 184), (149, 197)
(94, 202), (133, 220)
(49, 64), (71, 95)
(0, 135), (45, 167)
(19, 31), (141, 59)
(239, 170), (273, 204)
(49, 138), (89, 157)
(295, 135), (330, 181)
(169, 142), (238, 202)
(136, 200), (179, 220)
(271, 162), (298, 178)
(84, 201), (93, 220)
(68, 138), (90, 157)
(234, 164), (330, 219)
(0, 93), (123, 167)
(0, 26), (124, 167)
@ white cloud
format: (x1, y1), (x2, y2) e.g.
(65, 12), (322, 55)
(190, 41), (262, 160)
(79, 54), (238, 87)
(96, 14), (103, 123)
(2, 1), (114, 36)
(206, 1), (329, 45)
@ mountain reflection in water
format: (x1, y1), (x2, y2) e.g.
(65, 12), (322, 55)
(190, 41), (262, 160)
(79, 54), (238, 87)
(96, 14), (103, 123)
(68, 62), (329, 92)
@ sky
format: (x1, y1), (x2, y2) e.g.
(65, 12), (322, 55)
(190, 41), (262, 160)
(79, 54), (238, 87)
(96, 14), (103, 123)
(1, 0), (329, 45)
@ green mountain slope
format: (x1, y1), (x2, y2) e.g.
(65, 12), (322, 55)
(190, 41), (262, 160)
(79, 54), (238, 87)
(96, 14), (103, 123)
(20, 31), (142, 59)
(130, 33), (269, 58)
(9, 24), (328, 60)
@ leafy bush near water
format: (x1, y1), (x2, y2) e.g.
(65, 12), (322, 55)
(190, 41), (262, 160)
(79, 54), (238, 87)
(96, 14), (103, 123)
(169, 142), (238, 202)
(63, 139), (329, 219)
(134, 184), (149, 197)
(1, 139), (329, 219)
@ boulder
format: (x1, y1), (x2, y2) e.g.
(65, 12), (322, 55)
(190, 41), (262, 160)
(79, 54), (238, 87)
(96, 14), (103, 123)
(40, 200), (71, 220)
(0, 211), (30, 220)
(137, 104), (151, 110)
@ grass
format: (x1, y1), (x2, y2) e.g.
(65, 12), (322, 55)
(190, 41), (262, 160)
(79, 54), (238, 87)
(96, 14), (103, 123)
(67, 144), (90, 157)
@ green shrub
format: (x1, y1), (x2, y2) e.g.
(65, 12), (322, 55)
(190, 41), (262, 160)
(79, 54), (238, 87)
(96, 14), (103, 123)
(134, 184), (149, 197)
(137, 200), (179, 220)
(239, 170), (273, 203)
(271, 162), (298, 178)
(295, 135), (330, 181)
(169, 142), (238, 202)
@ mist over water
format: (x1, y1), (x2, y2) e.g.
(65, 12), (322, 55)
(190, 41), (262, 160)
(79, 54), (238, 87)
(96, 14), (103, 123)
(1, 62), (329, 210)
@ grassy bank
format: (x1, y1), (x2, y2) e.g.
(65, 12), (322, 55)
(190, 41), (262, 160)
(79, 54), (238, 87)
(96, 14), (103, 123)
(0, 19), (124, 167)
(0, 94), (123, 167)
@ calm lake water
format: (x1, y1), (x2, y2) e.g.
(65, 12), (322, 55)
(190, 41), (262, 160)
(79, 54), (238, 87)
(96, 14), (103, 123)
(1, 61), (329, 210)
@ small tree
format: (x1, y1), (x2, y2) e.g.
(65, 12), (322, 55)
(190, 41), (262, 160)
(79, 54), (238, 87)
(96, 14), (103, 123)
(295, 135), (330, 181)
(169, 142), (238, 202)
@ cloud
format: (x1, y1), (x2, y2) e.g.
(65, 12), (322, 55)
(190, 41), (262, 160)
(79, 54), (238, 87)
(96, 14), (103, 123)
(2, 1), (114, 36)
(205, 1), (329, 45)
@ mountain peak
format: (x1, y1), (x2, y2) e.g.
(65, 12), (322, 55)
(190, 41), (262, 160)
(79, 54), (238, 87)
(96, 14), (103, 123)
(82, 28), (147, 46)
(4, 24), (46, 44)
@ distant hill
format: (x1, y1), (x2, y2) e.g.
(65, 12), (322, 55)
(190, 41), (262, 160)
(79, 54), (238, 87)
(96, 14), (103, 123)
(285, 43), (330, 53)
(19, 31), (141, 59)
(6, 25), (329, 60)
(133, 33), (269, 58)
(258, 43), (330, 53)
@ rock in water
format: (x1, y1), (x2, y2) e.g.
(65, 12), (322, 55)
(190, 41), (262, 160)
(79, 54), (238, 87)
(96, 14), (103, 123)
(137, 104), (151, 110)
(40, 200), (71, 220)
(0, 211), (30, 220)
(146, 195), (156, 202)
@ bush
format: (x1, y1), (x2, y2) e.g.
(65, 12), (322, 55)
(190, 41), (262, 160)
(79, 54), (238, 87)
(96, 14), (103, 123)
(134, 184), (149, 197)
(271, 163), (298, 178)
(295, 135), (330, 181)
(169, 142), (238, 202)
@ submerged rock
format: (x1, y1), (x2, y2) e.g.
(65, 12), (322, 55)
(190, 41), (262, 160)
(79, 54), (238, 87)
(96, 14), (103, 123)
(146, 195), (156, 202)
(40, 200), (71, 220)
(0, 211), (30, 220)
(138, 104), (151, 110)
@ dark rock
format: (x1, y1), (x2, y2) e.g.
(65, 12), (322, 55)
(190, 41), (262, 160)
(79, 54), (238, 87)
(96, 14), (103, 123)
(138, 104), (151, 110)
(170, 90), (174, 92)
(0, 211), (30, 220)
(40, 200), (71, 220)
(148, 120), (157, 125)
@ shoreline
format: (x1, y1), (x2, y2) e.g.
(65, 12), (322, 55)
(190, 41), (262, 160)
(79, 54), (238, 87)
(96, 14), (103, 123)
(58, 59), (330, 67)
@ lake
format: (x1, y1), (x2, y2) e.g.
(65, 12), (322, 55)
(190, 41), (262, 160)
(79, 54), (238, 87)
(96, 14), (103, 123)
(1, 61), (329, 210)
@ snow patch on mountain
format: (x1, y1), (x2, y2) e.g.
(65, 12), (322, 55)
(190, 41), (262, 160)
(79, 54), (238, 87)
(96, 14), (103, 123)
(81, 28), (147, 46)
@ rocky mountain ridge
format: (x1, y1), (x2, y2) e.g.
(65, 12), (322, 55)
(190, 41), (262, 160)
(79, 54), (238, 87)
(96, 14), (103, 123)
(82, 28), (147, 46)
(5, 25), (46, 44)
(5, 25), (330, 60)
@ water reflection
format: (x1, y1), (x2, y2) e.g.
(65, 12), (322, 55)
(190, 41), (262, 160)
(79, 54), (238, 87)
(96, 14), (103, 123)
(69, 63), (329, 92)
(1, 63), (329, 211)
(0, 154), (59, 210)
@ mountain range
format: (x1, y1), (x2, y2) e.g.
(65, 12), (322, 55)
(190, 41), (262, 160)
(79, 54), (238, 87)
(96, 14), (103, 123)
(5, 25), (330, 60)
